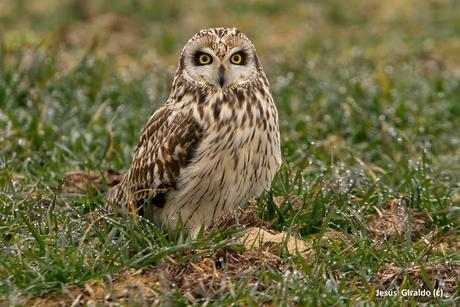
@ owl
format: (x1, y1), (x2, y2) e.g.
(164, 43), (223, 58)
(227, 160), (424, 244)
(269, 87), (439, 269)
(106, 27), (281, 237)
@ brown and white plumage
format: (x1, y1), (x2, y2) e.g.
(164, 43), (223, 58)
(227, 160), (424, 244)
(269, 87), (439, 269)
(107, 27), (281, 236)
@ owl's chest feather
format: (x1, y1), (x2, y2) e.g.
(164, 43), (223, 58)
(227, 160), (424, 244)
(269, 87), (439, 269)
(182, 94), (279, 193)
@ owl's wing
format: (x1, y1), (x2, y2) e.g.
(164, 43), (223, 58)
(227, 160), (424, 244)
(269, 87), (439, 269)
(106, 102), (202, 213)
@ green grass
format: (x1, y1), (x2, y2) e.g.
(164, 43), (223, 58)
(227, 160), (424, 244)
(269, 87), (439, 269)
(1, 0), (460, 305)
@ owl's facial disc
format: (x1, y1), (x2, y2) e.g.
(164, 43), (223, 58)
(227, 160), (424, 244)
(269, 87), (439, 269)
(184, 46), (257, 89)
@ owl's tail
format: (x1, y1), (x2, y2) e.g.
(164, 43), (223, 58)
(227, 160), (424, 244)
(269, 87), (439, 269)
(105, 180), (129, 213)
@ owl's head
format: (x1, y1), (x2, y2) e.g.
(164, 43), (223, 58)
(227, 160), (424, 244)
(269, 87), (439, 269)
(176, 28), (263, 90)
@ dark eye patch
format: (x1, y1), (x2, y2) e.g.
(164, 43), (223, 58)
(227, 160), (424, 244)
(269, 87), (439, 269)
(231, 51), (247, 65)
(193, 51), (213, 66)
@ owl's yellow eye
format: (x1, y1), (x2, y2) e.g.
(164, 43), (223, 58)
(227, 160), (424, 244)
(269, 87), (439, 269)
(230, 53), (243, 65)
(198, 53), (212, 65)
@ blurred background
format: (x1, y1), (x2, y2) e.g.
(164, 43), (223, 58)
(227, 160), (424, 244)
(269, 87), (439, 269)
(1, 0), (459, 69)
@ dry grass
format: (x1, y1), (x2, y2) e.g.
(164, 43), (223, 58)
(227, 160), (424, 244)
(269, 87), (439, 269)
(366, 198), (430, 241)
(27, 248), (284, 306)
(62, 169), (123, 194)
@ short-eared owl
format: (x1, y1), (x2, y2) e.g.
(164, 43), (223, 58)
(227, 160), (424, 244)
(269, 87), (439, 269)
(107, 27), (281, 236)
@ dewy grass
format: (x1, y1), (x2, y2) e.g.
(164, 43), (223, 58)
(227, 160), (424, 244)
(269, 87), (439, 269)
(1, 0), (459, 305)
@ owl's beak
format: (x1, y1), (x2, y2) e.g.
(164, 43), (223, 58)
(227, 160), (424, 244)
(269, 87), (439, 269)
(218, 65), (225, 88)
